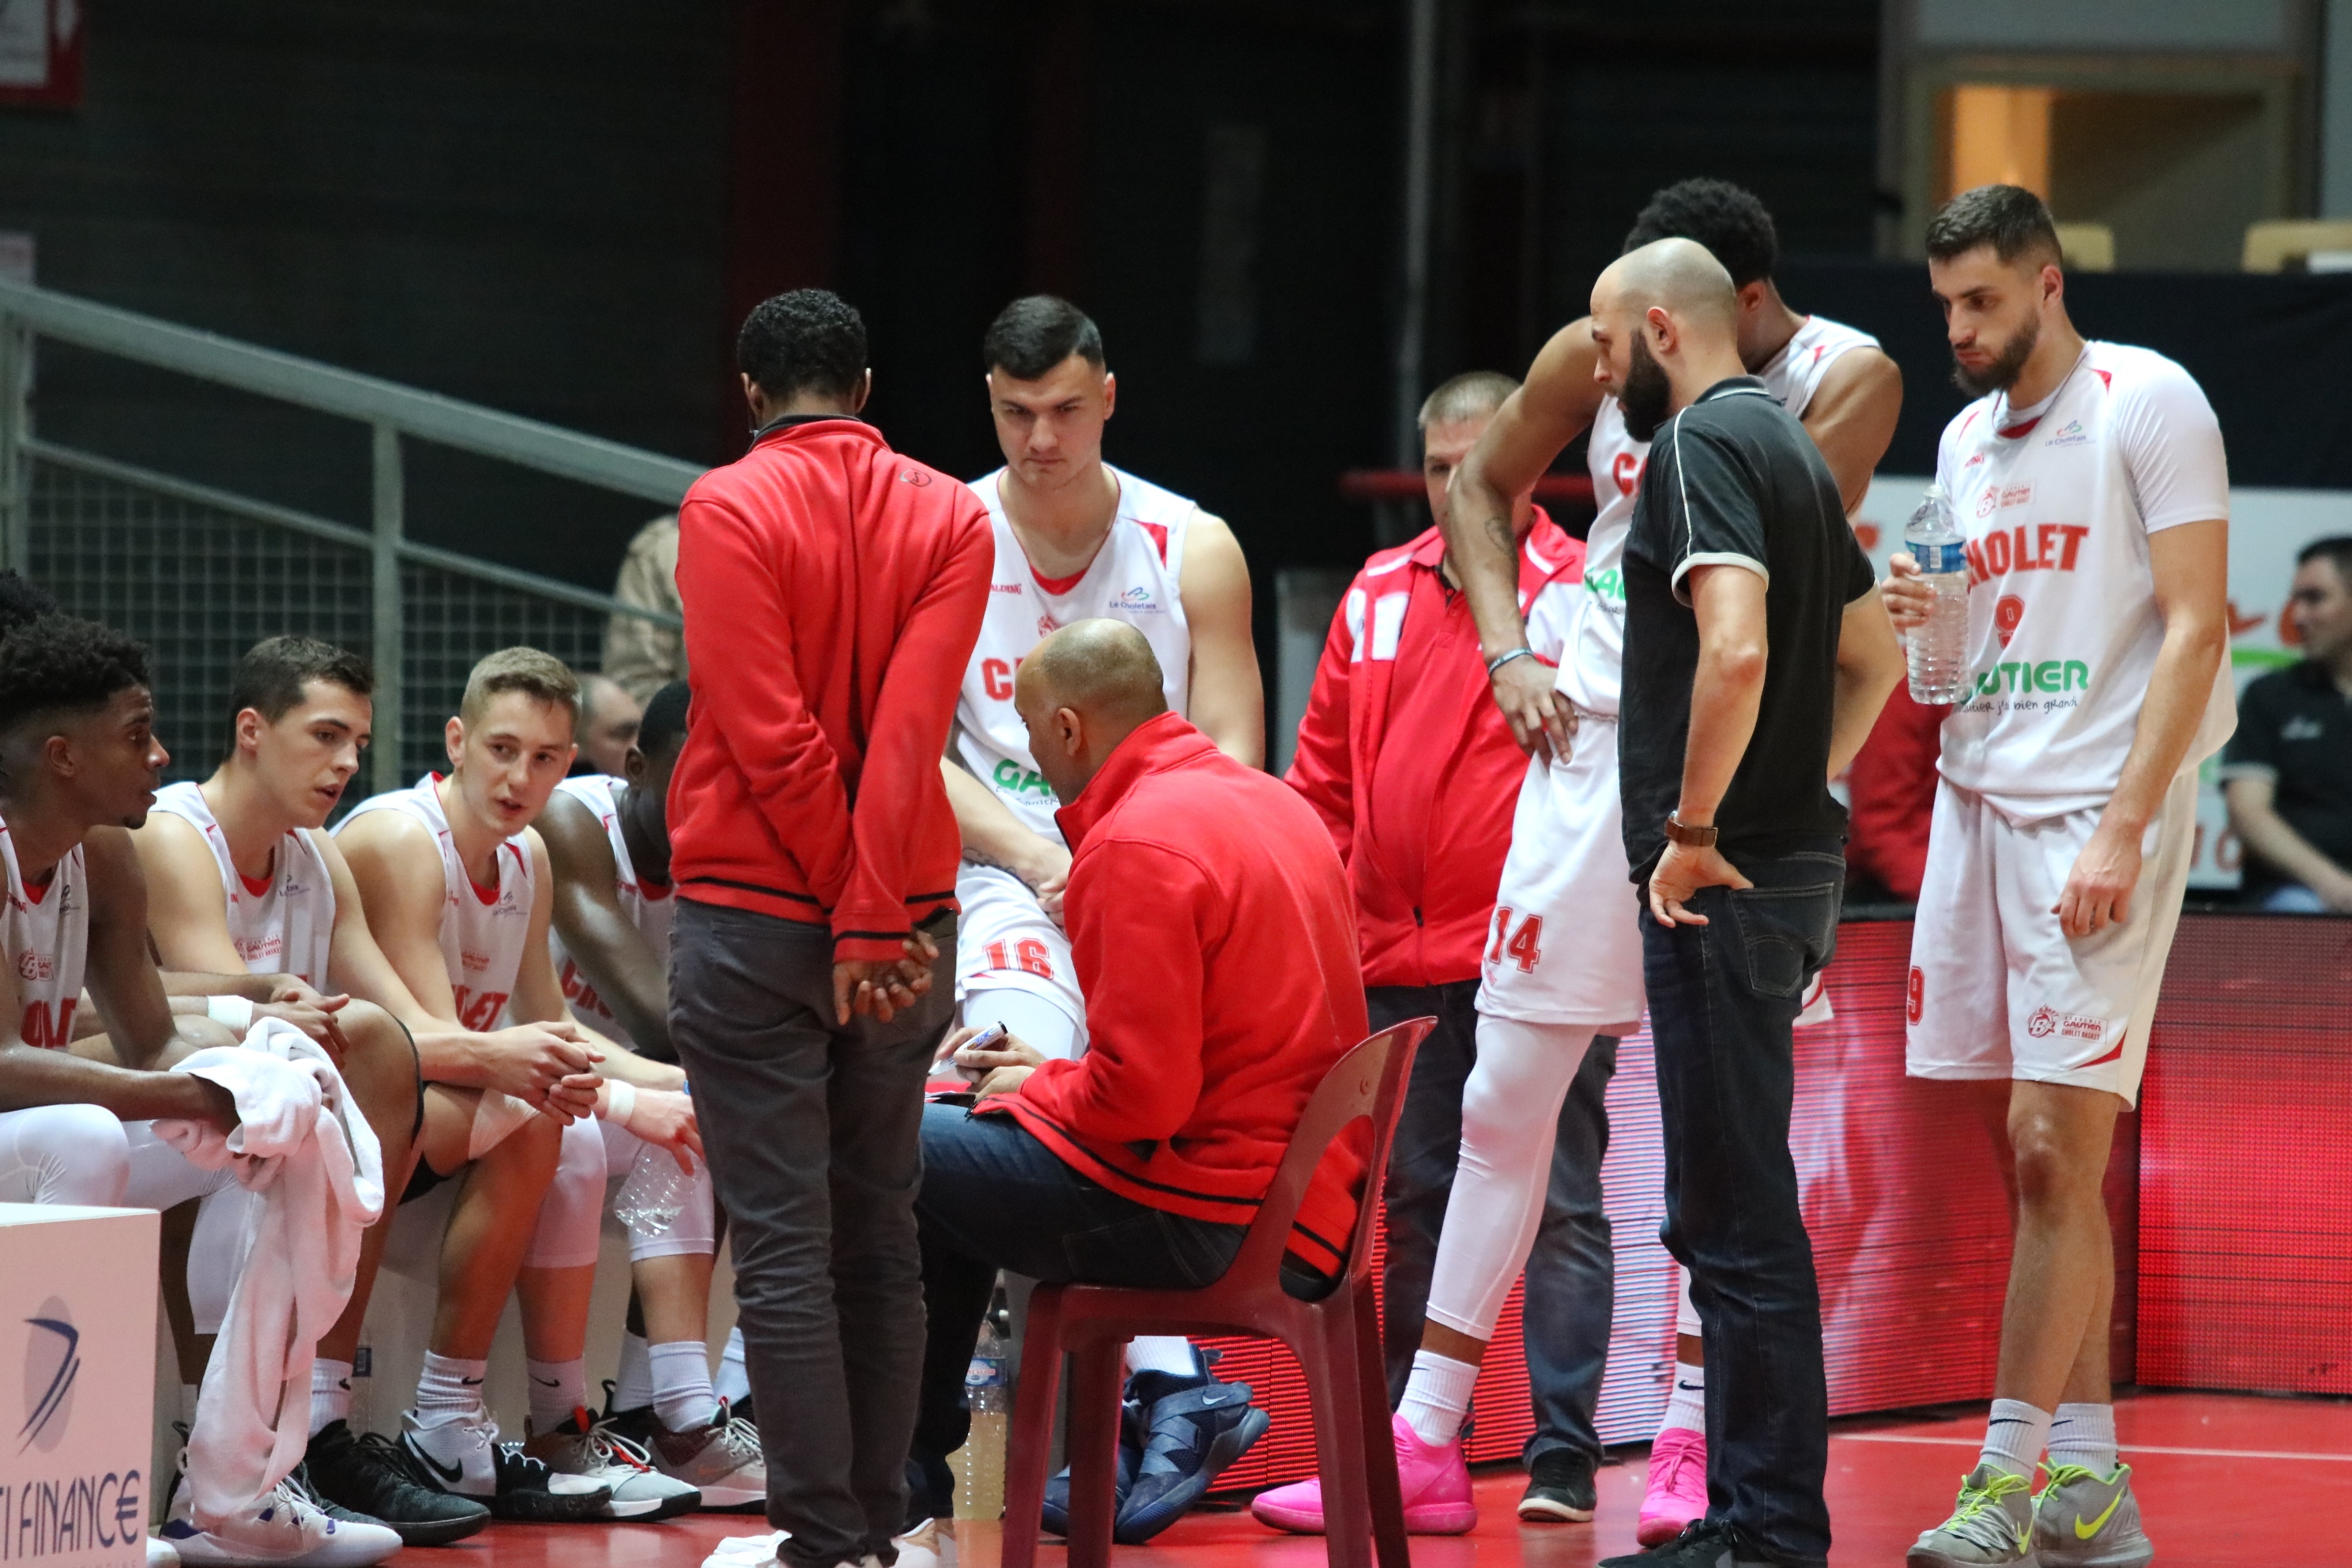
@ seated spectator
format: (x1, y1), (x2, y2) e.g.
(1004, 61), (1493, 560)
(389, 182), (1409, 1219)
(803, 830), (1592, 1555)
(574, 672), (643, 778)
(2222, 537), (2352, 911)
(906, 620), (1369, 1537)
(604, 514), (684, 703)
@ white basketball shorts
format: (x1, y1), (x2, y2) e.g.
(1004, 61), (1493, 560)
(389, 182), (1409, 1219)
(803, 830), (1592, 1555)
(953, 864), (1089, 1046)
(1905, 770), (2197, 1108)
(1476, 715), (1647, 1031)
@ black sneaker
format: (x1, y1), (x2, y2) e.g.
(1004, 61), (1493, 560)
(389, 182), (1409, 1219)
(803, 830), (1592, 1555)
(1518, 1448), (1598, 1523)
(304, 1420), (491, 1546)
(398, 1409), (612, 1523)
(1600, 1519), (1792, 1568)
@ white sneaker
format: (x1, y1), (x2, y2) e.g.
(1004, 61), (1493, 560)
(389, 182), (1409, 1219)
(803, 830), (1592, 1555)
(704, 1520), (952, 1568)
(399, 1407), (612, 1522)
(523, 1409), (701, 1520)
(145, 1534), (180, 1568)
(162, 1453), (403, 1566)
(894, 1517), (954, 1568)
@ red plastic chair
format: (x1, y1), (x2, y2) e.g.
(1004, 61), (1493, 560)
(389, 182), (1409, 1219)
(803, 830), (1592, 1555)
(1001, 1017), (1434, 1568)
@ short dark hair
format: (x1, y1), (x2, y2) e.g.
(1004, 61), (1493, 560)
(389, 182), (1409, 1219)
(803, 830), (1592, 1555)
(982, 296), (1105, 381)
(0, 613), (150, 739)
(737, 289), (868, 402)
(637, 679), (691, 760)
(1925, 184), (2062, 269)
(0, 571), (59, 640)
(1623, 179), (1779, 288)
(2296, 536), (2352, 585)
(225, 636), (372, 758)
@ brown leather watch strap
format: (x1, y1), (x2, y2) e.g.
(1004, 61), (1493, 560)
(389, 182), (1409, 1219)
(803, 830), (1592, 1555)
(1664, 810), (1719, 848)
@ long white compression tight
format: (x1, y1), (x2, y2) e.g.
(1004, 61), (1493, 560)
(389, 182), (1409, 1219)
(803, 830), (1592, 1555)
(1422, 1015), (1599, 1340)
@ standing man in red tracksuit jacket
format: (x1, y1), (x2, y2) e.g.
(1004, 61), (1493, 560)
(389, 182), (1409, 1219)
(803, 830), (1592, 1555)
(667, 290), (992, 1568)
(1279, 371), (1619, 1526)
(906, 618), (1370, 1542)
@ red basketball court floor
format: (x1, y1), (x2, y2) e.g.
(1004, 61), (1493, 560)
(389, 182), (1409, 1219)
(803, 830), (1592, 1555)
(406, 1392), (2336, 1568)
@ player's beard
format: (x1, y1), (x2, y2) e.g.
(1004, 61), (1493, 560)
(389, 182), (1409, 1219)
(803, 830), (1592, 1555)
(1952, 312), (2039, 397)
(1619, 334), (1674, 442)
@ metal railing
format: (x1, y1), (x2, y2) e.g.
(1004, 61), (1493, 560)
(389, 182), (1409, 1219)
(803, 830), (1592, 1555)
(0, 277), (700, 794)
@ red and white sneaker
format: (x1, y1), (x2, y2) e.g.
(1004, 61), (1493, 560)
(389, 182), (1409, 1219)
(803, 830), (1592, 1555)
(1250, 1413), (1476, 1536)
(1638, 1427), (1709, 1547)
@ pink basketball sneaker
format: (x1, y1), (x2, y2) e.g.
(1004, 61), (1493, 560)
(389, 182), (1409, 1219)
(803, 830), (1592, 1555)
(1638, 1427), (1709, 1547)
(1250, 1412), (1476, 1536)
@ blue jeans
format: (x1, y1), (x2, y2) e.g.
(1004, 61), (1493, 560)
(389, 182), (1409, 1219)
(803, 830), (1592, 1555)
(1369, 982), (1618, 1468)
(1640, 843), (1844, 1568)
(910, 1104), (1329, 1506)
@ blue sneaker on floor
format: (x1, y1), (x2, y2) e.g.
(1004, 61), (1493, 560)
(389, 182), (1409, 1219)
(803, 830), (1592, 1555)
(1114, 1372), (1271, 1544)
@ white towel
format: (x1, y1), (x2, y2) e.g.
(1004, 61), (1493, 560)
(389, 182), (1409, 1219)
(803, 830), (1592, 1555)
(154, 1020), (386, 1536)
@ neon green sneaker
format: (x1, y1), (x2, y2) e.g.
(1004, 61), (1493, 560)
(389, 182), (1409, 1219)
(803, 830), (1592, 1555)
(2032, 1461), (2153, 1568)
(1907, 1464), (2036, 1566)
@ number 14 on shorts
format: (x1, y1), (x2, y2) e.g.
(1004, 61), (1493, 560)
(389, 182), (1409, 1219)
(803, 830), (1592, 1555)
(1486, 907), (1544, 973)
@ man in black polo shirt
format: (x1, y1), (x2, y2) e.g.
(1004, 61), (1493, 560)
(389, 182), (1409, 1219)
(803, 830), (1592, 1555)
(1596, 239), (1902, 1568)
(2222, 537), (2352, 911)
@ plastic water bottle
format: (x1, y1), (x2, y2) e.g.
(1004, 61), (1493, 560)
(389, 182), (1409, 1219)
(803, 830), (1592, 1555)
(1903, 488), (1971, 704)
(956, 1320), (1010, 1521)
(611, 1086), (692, 1236)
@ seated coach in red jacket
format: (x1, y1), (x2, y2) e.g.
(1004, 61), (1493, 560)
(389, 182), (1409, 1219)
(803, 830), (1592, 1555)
(906, 619), (1370, 1530)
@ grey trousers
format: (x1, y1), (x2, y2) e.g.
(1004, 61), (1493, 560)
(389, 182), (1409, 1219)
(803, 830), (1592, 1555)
(670, 898), (956, 1568)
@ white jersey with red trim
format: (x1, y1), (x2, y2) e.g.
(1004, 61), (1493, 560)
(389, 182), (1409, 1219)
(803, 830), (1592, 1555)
(0, 826), (85, 1051)
(335, 775), (533, 1031)
(953, 464), (1199, 841)
(546, 774), (673, 1049)
(1570, 313), (1879, 716)
(150, 781), (337, 987)
(1931, 341), (2234, 817)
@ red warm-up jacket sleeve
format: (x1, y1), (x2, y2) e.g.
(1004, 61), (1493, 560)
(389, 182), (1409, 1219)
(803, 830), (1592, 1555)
(1015, 838), (1212, 1143)
(677, 490), (861, 908)
(830, 511), (993, 956)
(1845, 683), (1944, 903)
(1281, 586), (1360, 861)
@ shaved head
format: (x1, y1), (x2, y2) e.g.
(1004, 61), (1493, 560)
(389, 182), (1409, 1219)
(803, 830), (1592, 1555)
(1597, 237), (1738, 336)
(1014, 620), (1169, 802)
(1589, 237), (1747, 441)
(1023, 620), (1167, 727)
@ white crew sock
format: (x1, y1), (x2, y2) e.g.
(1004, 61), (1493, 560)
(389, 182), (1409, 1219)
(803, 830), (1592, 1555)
(715, 1325), (751, 1407)
(527, 1357), (587, 1433)
(1660, 1359), (1706, 1437)
(1124, 1337), (1200, 1378)
(413, 1351), (487, 1427)
(1397, 1350), (1478, 1448)
(2048, 1402), (2118, 1476)
(648, 1340), (721, 1433)
(311, 1359), (354, 1437)
(1979, 1397), (2052, 1479)
(613, 1331), (654, 1413)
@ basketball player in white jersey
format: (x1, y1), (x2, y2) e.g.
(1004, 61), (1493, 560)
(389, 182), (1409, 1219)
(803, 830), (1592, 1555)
(0, 597), (409, 1568)
(1400, 181), (1902, 1540)
(134, 636), (677, 1540)
(335, 648), (703, 1525)
(540, 680), (765, 1506)
(929, 294), (1267, 1534)
(1892, 187), (2229, 1568)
